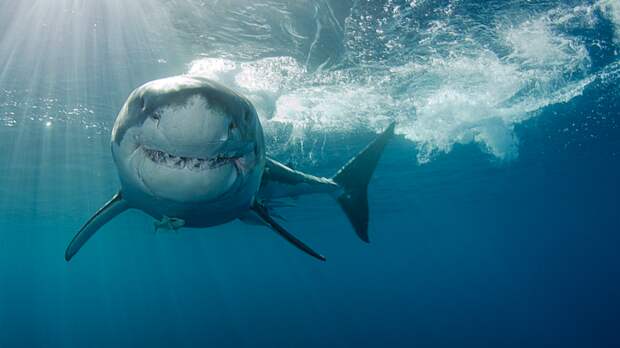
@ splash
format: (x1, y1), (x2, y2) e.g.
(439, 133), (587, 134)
(599, 0), (620, 42)
(188, 3), (606, 163)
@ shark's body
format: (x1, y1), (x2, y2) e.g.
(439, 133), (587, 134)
(65, 75), (394, 261)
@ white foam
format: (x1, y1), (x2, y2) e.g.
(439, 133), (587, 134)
(188, 56), (305, 120)
(188, 6), (600, 164)
(599, 0), (620, 42)
(188, 58), (238, 79)
(503, 18), (588, 69)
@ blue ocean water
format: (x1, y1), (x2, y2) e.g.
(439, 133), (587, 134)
(1, 0), (619, 347)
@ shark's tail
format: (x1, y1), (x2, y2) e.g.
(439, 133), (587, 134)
(331, 122), (395, 242)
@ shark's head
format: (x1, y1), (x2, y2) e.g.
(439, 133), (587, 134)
(111, 76), (265, 208)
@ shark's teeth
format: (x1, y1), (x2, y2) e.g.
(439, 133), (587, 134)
(143, 148), (236, 171)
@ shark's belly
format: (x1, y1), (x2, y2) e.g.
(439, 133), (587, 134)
(133, 192), (253, 227)
(122, 169), (261, 227)
(156, 201), (249, 227)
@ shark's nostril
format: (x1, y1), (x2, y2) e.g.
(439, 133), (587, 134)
(228, 121), (236, 137)
(150, 111), (161, 128)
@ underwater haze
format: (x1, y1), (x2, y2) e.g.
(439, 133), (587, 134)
(1, 0), (620, 347)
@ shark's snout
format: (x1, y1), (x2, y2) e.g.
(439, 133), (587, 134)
(136, 93), (249, 160)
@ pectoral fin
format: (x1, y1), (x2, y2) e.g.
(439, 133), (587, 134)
(251, 201), (326, 261)
(65, 191), (129, 261)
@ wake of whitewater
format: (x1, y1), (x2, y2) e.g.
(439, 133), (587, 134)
(188, 1), (619, 163)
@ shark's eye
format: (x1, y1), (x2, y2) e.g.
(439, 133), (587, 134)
(229, 121), (237, 130)
(139, 97), (146, 111)
(244, 111), (252, 123)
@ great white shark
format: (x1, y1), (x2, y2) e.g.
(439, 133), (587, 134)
(65, 75), (395, 261)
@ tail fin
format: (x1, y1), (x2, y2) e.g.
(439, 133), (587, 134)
(332, 122), (395, 242)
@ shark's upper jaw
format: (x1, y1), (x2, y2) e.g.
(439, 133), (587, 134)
(143, 147), (241, 171)
(127, 142), (247, 204)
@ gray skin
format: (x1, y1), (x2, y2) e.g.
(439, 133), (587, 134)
(65, 75), (395, 262)
(112, 76), (266, 227)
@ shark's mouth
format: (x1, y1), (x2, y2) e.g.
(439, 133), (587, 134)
(143, 148), (239, 171)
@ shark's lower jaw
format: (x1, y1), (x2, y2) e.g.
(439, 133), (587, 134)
(143, 147), (237, 171)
